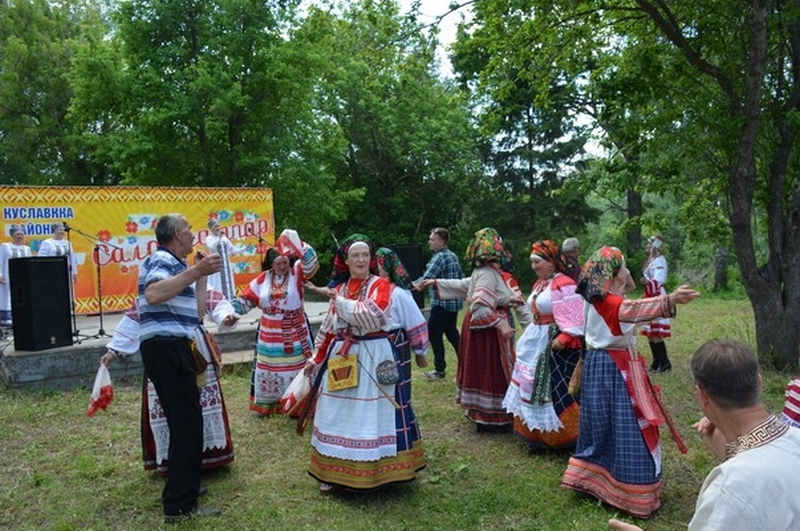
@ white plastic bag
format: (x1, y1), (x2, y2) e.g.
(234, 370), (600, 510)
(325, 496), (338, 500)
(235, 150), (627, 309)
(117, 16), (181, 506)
(280, 371), (311, 415)
(86, 364), (114, 417)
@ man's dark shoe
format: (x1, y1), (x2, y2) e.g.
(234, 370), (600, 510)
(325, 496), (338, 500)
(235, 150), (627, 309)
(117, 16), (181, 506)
(422, 370), (445, 381)
(160, 486), (206, 504)
(164, 504), (221, 524)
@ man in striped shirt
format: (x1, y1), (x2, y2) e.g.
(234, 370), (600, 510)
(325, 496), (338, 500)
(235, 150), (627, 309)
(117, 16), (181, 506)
(138, 213), (222, 523)
(413, 227), (464, 381)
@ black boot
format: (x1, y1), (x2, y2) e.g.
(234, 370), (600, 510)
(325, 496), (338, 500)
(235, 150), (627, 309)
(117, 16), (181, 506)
(652, 342), (671, 373)
(648, 341), (661, 371)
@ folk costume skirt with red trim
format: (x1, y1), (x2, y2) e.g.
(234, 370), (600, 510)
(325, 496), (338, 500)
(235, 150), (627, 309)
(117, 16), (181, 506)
(142, 359), (235, 476)
(561, 348), (662, 518)
(513, 347), (581, 450)
(308, 332), (426, 490)
(250, 308), (313, 415)
(456, 310), (514, 426)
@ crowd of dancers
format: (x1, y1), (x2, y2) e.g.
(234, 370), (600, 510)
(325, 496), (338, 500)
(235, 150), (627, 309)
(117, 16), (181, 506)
(4, 217), (799, 527)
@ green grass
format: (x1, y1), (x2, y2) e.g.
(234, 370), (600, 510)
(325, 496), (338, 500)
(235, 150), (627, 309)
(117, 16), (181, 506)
(0, 296), (791, 530)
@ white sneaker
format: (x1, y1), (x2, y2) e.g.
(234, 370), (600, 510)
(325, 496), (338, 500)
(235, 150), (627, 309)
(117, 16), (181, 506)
(422, 370), (445, 381)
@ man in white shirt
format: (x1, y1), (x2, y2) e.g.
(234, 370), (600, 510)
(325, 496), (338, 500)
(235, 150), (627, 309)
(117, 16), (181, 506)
(609, 338), (800, 531)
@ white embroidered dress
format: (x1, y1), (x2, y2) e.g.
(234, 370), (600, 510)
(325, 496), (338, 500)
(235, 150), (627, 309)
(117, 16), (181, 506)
(311, 276), (397, 462)
(503, 273), (584, 431)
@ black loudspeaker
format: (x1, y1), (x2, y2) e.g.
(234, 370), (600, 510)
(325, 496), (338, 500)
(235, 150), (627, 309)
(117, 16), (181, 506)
(10, 256), (73, 351)
(388, 243), (425, 309)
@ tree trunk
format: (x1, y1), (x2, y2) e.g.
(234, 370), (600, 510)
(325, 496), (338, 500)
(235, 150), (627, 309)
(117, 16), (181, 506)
(626, 188), (642, 254)
(751, 299), (800, 371)
(713, 245), (727, 291)
(723, 0), (800, 369)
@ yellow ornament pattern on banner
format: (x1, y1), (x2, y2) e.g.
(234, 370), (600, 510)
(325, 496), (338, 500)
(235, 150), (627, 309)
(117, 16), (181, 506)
(1, 186), (274, 314)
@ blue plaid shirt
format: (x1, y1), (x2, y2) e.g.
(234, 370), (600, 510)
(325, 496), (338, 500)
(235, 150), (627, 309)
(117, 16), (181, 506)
(416, 247), (464, 312)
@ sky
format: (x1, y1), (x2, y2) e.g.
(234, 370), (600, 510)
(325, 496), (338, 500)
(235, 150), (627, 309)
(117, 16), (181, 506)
(400, 0), (473, 75)
(299, 0), (473, 75)
(402, 0), (462, 44)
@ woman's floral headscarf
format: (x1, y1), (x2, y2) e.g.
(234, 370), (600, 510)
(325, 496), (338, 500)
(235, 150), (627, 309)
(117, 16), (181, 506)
(465, 227), (514, 270)
(530, 239), (569, 275)
(575, 246), (625, 303)
(329, 233), (378, 285)
(375, 247), (412, 289)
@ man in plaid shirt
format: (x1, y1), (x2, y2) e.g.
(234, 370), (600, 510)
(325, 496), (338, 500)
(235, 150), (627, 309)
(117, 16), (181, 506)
(413, 227), (464, 380)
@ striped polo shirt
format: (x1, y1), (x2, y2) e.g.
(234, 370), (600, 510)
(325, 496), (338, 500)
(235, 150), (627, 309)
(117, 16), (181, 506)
(138, 247), (200, 341)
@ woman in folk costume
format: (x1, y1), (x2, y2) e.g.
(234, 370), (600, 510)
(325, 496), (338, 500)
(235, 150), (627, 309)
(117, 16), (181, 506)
(100, 287), (239, 475)
(424, 228), (529, 432)
(0, 224), (33, 326)
(782, 378), (800, 428)
(375, 247), (430, 399)
(561, 246), (699, 518)
(236, 229), (319, 416)
(37, 221), (78, 283)
(503, 240), (584, 451)
(640, 234), (672, 372)
(204, 219), (246, 301)
(302, 235), (426, 493)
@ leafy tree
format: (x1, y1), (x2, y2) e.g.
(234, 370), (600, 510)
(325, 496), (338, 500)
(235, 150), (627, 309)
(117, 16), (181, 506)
(0, 0), (105, 184)
(453, 0), (800, 368)
(71, 0), (355, 246)
(591, 1), (800, 369)
(449, 0), (599, 264)
(106, 0), (299, 186)
(296, 0), (484, 249)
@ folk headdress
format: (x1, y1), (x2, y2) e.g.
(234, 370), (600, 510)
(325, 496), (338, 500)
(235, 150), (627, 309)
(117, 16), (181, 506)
(275, 229), (303, 259)
(375, 247), (412, 289)
(465, 227), (513, 271)
(575, 246), (625, 303)
(648, 234), (665, 250)
(530, 239), (569, 275)
(329, 233), (378, 285)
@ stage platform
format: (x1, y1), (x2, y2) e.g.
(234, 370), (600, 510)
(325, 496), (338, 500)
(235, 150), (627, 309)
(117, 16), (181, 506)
(0, 301), (331, 392)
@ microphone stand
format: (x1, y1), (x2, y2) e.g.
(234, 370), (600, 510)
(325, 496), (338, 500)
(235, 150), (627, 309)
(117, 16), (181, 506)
(65, 223), (121, 341)
(257, 234), (266, 270)
(63, 225), (90, 343)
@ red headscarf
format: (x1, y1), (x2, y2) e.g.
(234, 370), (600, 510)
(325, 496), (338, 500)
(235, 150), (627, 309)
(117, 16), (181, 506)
(530, 239), (569, 275)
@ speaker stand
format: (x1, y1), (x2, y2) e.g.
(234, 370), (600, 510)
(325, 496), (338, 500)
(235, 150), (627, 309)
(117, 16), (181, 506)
(80, 245), (112, 341)
(63, 228), (91, 344)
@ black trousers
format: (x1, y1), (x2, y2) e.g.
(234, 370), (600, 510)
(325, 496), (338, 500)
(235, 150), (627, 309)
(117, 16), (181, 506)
(427, 305), (460, 373)
(140, 336), (202, 516)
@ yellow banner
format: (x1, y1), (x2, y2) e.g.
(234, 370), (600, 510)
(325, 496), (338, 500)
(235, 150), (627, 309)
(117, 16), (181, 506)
(1, 186), (274, 314)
